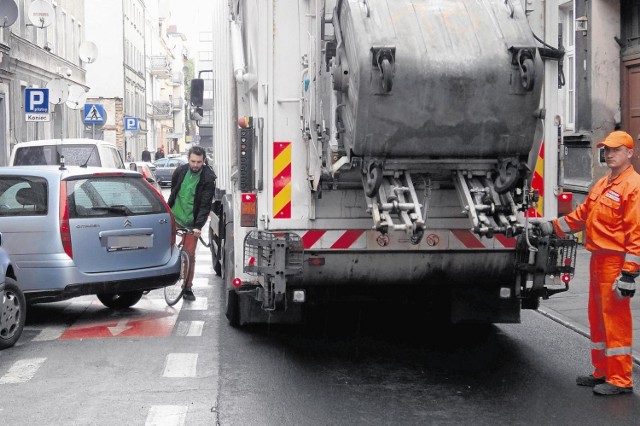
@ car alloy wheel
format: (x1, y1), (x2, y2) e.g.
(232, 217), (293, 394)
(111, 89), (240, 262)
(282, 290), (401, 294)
(0, 278), (26, 349)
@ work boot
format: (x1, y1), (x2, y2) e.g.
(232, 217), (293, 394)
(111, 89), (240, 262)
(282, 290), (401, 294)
(183, 289), (196, 301)
(576, 375), (606, 387)
(593, 382), (633, 395)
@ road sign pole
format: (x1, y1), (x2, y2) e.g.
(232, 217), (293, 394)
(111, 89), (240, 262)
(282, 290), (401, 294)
(92, 123), (95, 139)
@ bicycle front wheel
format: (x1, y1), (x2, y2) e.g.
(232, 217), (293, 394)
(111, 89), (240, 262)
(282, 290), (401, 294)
(165, 250), (190, 306)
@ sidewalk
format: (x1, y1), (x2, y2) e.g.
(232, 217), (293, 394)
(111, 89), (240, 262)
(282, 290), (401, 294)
(538, 246), (640, 365)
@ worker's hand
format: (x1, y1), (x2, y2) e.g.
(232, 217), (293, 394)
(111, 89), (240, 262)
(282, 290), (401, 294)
(529, 219), (554, 236)
(193, 228), (201, 237)
(613, 271), (637, 298)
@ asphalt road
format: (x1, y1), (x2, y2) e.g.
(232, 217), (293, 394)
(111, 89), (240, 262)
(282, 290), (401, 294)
(216, 302), (640, 426)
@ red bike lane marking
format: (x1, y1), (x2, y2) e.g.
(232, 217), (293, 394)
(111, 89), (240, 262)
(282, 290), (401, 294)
(60, 297), (180, 340)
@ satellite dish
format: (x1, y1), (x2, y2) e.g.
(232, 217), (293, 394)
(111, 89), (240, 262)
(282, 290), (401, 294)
(27, 0), (54, 29)
(66, 84), (87, 110)
(0, 0), (18, 28)
(46, 78), (68, 105)
(78, 41), (98, 63)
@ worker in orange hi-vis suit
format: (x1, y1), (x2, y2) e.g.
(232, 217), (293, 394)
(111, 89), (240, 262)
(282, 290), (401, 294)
(534, 130), (640, 395)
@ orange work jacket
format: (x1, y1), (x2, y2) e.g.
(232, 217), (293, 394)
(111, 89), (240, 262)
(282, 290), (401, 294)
(553, 166), (640, 274)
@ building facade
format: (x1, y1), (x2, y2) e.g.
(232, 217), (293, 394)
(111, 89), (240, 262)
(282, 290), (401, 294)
(0, 0), (87, 165)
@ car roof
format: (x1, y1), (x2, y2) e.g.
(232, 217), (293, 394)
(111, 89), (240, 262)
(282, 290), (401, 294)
(15, 138), (118, 148)
(0, 165), (141, 180)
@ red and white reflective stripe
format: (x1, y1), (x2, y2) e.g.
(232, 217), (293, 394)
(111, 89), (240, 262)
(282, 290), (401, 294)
(301, 230), (366, 250)
(449, 230), (516, 249)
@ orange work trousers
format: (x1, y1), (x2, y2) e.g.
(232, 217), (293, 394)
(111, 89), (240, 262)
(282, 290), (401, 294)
(589, 253), (633, 388)
(181, 232), (198, 289)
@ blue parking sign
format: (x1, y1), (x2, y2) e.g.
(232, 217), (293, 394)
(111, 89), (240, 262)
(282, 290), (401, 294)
(124, 116), (138, 131)
(25, 88), (49, 113)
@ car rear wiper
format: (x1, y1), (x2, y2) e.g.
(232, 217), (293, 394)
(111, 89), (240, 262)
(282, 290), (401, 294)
(90, 205), (133, 215)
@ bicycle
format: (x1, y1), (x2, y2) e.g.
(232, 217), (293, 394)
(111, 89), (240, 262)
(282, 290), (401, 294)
(164, 227), (194, 306)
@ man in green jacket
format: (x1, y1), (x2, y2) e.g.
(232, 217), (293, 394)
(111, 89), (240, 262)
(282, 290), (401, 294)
(167, 146), (216, 301)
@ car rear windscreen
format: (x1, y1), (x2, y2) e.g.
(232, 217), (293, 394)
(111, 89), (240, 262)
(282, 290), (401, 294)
(67, 176), (166, 218)
(13, 145), (101, 166)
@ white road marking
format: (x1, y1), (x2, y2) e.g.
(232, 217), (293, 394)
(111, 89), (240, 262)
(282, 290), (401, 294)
(194, 264), (212, 275)
(31, 326), (65, 342)
(163, 353), (198, 377)
(182, 297), (208, 311)
(191, 277), (209, 288)
(108, 319), (133, 336)
(62, 298), (93, 314)
(145, 405), (188, 426)
(0, 358), (47, 384)
(175, 321), (204, 337)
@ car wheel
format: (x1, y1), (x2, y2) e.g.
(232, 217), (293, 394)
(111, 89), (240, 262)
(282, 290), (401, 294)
(97, 291), (144, 309)
(0, 278), (26, 350)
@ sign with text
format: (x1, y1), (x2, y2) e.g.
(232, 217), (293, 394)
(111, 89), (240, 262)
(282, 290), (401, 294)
(25, 88), (50, 121)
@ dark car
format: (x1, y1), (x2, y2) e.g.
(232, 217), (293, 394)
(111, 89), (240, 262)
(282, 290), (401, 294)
(153, 157), (187, 187)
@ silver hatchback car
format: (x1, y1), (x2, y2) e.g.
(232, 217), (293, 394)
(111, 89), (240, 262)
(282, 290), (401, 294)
(0, 166), (180, 309)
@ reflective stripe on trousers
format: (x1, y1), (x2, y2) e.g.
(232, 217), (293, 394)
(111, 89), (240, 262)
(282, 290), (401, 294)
(589, 253), (633, 387)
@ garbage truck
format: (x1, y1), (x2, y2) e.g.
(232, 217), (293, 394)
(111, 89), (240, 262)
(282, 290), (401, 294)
(194, 0), (576, 326)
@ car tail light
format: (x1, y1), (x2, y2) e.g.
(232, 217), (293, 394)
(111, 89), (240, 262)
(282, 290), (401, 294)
(91, 172), (126, 176)
(152, 186), (176, 252)
(233, 278), (242, 287)
(59, 181), (72, 258)
(240, 193), (257, 227)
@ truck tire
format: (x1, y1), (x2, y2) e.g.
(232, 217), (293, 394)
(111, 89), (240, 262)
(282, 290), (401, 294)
(209, 227), (222, 276)
(225, 289), (240, 327)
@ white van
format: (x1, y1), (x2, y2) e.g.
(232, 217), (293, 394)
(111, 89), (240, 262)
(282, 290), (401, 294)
(9, 139), (125, 169)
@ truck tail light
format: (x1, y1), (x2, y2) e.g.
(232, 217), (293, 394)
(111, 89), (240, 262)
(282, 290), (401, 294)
(59, 182), (72, 258)
(241, 193), (257, 227)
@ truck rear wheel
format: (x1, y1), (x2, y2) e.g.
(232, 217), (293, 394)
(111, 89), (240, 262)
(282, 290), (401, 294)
(209, 227), (222, 276)
(225, 289), (240, 327)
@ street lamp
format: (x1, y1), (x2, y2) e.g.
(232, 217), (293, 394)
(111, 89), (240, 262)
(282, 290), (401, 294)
(575, 15), (588, 36)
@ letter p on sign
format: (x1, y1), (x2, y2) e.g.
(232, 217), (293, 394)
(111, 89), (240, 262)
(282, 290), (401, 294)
(124, 117), (138, 131)
(25, 88), (49, 113)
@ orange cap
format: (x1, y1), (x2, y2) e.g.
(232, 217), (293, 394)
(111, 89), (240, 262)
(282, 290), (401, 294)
(596, 131), (634, 149)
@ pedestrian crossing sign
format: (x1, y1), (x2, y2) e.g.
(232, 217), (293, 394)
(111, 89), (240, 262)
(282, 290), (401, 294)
(83, 103), (106, 124)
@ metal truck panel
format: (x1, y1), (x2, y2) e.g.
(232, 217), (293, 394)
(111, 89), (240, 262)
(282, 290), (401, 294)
(335, 0), (543, 159)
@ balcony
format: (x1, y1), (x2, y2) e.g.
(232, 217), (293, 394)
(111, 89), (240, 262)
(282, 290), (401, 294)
(149, 56), (171, 78)
(148, 101), (172, 119)
(172, 97), (183, 111)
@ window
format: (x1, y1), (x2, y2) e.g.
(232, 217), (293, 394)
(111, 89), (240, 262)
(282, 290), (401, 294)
(67, 177), (166, 218)
(559, 4), (575, 131)
(199, 51), (213, 61)
(199, 32), (213, 41)
(0, 177), (48, 216)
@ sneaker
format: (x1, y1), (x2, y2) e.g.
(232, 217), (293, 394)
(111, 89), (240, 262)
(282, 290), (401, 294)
(593, 382), (633, 395)
(183, 290), (196, 301)
(576, 375), (606, 387)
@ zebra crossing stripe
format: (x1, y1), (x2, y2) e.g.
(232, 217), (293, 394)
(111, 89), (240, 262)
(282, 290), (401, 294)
(175, 321), (204, 337)
(182, 297), (208, 311)
(145, 405), (188, 426)
(31, 326), (66, 342)
(0, 358), (47, 384)
(163, 353), (198, 377)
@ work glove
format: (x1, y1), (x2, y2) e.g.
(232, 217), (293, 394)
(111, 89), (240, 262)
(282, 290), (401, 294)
(529, 219), (555, 236)
(613, 271), (637, 298)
